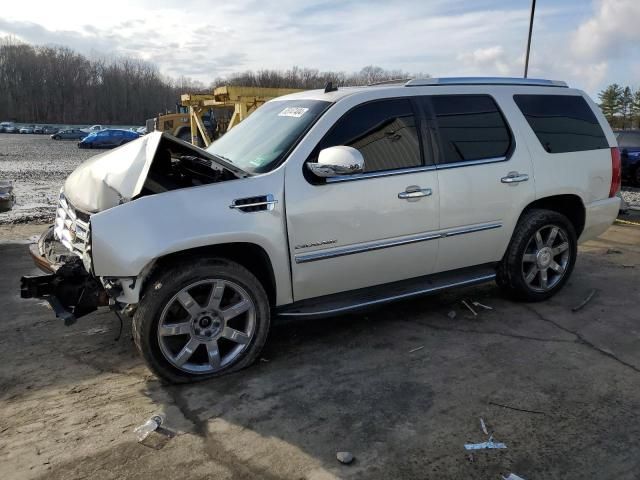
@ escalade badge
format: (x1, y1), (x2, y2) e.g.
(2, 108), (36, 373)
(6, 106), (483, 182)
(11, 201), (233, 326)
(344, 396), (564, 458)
(294, 239), (337, 250)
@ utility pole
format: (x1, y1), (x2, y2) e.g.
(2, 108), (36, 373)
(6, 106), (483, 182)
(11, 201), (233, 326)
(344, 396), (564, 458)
(524, 0), (536, 78)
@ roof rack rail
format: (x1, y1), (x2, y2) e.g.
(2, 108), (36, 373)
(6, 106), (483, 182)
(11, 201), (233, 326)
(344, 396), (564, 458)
(405, 77), (568, 88)
(367, 78), (413, 86)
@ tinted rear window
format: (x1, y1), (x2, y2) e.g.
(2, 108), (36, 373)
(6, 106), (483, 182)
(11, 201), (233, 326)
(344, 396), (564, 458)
(431, 95), (512, 164)
(514, 95), (608, 153)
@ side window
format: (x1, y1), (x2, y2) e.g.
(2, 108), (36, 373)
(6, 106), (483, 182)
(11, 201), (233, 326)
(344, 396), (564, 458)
(315, 98), (423, 173)
(514, 94), (608, 153)
(431, 95), (512, 164)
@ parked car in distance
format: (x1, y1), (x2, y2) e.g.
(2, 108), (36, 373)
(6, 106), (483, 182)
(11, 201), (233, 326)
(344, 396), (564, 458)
(19, 125), (35, 134)
(33, 125), (44, 134)
(21, 77), (621, 383)
(81, 124), (105, 134)
(136, 126), (147, 135)
(78, 128), (139, 148)
(615, 130), (640, 186)
(43, 126), (58, 134)
(52, 129), (86, 140)
(1, 122), (19, 133)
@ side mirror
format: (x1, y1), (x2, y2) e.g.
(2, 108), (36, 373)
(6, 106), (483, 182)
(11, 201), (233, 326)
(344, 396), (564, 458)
(307, 146), (365, 178)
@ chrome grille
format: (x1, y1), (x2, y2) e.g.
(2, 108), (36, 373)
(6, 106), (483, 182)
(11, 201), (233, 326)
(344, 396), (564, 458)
(54, 192), (90, 256)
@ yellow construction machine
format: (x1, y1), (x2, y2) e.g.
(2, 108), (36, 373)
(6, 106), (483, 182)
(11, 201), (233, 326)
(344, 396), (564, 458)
(147, 86), (304, 147)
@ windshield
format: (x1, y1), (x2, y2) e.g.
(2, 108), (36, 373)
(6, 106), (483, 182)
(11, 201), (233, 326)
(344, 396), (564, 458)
(206, 99), (330, 174)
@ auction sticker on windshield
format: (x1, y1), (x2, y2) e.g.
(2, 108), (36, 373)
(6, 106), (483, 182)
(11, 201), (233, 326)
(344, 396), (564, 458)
(278, 107), (309, 118)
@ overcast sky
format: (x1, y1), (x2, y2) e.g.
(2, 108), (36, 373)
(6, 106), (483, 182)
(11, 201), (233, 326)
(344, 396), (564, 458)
(0, 0), (638, 96)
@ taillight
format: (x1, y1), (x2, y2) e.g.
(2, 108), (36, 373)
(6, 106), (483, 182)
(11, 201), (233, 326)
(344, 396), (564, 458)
(609, 147), (621, 198)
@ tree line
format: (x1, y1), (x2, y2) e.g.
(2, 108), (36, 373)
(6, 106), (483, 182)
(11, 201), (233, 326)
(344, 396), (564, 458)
(0, 37), (201, 125)
(215, 65), (427, 89)
(0, 37), (426, 125)
(598, 84), (640, 129)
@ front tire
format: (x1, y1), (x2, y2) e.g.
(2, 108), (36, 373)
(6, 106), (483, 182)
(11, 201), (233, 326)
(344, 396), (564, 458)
(133, 258), (270, 383)
(497, 209), (577, 301)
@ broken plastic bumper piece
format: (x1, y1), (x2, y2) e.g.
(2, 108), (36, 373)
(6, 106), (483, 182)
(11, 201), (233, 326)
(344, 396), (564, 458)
(20, 228), (108, 325)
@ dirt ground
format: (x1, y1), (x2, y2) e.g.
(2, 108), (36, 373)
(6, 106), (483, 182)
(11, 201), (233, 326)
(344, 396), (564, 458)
(0, 222), (638, 480)
(0, 135), (95, 225)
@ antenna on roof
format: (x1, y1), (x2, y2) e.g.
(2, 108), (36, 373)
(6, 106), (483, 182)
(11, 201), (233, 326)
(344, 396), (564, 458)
(324, 81), (338, 93)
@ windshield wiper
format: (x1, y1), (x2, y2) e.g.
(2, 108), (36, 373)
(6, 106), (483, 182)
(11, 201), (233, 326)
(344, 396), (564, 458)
(212, 153), (233, 164)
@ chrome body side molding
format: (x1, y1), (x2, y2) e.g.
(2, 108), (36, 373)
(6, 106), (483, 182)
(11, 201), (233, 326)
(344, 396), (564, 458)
(294, 222), (502, 264)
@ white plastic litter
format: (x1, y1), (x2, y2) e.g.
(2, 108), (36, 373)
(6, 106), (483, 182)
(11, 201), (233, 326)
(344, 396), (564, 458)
(503, 474), (526, 480)
(464, 439), (507, 450)
(134, 414), (165, 442)
(480, 418), (488, 435)
(472, 301), (493, 310)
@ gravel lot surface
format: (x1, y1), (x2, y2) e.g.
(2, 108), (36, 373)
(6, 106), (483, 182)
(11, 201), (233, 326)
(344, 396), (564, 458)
(0, 135), (95, 225)
(1, 134), (640, 226)
(1, 224), (639, 479)
(621, 186), (640, 207)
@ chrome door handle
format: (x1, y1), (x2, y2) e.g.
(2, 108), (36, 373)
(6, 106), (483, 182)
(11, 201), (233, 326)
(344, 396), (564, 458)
(398, 186), (432, 200)
(501, 172), (529, 184)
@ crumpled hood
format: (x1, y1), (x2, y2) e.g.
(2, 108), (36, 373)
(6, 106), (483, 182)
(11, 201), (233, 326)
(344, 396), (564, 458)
(64, 132), (163, 213)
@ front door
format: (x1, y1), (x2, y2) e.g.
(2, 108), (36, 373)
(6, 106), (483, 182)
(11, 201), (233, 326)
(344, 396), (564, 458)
(285, 97), (441, 301)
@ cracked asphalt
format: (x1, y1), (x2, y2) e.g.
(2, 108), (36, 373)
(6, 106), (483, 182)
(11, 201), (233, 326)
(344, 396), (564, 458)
(1, 223), (639, 480)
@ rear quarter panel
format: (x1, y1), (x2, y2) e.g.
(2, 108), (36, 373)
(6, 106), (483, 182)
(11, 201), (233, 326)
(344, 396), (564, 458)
(509, 88), (614, 205)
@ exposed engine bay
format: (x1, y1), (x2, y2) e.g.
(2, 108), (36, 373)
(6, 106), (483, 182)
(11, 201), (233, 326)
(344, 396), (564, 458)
(61, 131), (246, 213)
(141, 136), (241, 196)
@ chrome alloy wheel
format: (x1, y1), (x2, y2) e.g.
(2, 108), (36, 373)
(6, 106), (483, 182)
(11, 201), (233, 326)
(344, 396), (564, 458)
(157, 279), (256, 374)
(521, 225), (571, 292)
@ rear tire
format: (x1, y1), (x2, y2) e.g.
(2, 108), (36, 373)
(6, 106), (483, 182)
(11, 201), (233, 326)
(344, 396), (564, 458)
(497, 209), (577, 301)
(132, 257), (270, 384)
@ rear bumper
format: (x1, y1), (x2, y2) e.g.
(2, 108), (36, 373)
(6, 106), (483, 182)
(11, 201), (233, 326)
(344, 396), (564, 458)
(579, 197), (621, 243)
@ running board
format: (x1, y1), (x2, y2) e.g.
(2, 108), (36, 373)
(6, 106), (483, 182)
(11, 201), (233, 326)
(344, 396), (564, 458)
(276, 263), (496, 319)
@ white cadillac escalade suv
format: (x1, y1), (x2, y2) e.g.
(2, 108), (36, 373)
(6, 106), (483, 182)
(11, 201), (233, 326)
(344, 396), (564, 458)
(21, 77), (621, 383)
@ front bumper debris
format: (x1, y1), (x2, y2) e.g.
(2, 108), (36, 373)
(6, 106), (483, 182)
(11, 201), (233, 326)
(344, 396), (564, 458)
(21, 228), (108, 325)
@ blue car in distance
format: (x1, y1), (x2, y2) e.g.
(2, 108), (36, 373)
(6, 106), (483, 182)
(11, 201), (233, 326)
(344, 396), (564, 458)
(615, 130), (640, 186)
(78, 129), (139, 149)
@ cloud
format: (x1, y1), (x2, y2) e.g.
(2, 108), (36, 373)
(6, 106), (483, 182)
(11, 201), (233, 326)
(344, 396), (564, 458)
(571, 0), (640, 61)
(457, 46), (515, 76)
(0, 0), (637, 95)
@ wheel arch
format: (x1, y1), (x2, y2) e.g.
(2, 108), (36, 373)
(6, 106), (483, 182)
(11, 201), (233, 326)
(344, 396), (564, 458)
(148, 242), (278, 306)
(519, 194), (586, 237)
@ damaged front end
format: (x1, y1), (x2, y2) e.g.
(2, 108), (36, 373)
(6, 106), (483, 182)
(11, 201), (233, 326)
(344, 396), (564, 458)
(21, 223), (108, 326)
(20, 132), (245, 325)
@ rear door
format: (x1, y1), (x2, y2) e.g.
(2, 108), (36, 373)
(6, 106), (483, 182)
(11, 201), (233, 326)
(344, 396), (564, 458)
(424, 93), (535, 272)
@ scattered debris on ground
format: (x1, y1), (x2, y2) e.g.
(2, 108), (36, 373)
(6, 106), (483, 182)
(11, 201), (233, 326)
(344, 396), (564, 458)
(336, 451), (354, 465)
(464, 436), (507, 450)
(503, 473), (527, 480)
(447, 310), (457, 319)
(133, 413), (175, 449)
(472, 301), (493, 311)
(461, 300), (477, 317)
(409, 345), (424, 353)
(488, 401), (546, 415)
(572, 289), (597, 312)
(480, 418), (488, 435)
